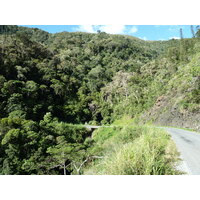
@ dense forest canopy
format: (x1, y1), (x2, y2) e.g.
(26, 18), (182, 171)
(0, 25), (199, 174)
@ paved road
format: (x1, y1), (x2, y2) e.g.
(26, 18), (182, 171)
(84, 125), (109, 129)
(82, 124), (200, 174)
(164, 127), (200, 175)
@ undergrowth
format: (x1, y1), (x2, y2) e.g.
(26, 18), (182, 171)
(83, 121), (181, 175)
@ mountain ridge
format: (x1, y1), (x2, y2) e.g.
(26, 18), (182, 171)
(0, 25), (199, 174)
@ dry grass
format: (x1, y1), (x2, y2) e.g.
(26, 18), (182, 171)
(84, 125), (181, 175)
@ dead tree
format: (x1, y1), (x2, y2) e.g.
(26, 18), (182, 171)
(180, 28), (183, 39)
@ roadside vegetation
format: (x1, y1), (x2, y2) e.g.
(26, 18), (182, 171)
(0, 25), (199, 174)
(83, 118), (181, 175)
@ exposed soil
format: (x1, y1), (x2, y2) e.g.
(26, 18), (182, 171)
(141, 94), (200, 131)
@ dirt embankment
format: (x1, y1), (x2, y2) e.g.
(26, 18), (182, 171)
(141, 95), (200, 131)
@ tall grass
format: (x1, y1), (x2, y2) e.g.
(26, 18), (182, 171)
(84, 125), (181, 175)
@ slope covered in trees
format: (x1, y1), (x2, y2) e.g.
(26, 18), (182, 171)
(0, 25), (199, 174)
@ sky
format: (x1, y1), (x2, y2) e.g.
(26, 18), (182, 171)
(21, 25), (195, 41)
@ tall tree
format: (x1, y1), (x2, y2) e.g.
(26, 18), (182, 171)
(191, 25), (195, 38)
(196, 25), (200, 37)
(180, 28), (183, 39)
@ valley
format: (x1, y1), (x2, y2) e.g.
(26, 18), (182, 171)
(0, 25), (199, 175)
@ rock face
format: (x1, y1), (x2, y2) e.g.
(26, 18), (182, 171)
(141, 94), (200, 132)
(155, 110), (200, 132)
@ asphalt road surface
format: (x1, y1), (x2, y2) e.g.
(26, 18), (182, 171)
(83, 125), (200, 175)
(164, 127), (200, 175)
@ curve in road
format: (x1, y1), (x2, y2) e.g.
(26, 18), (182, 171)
(80, 124), (200, 175)
(164, 127), (200, 175)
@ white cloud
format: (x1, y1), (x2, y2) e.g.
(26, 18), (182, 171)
(170, 36), (180, 39)
(75, 25), (138, 35)
(139, 36), (147, 40)
(129, 26), (138, 33)
(76, 25), (96, 33)
(98, 25), (126, 34)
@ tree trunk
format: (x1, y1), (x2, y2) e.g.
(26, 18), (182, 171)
(63, 162), (66, 175)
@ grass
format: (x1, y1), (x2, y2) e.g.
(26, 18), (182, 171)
(83, 121), (182, 175)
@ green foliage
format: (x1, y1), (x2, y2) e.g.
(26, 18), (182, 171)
(0, 113), (91, 174)
(84, 124), (180, 175)
(0, 25), (199, 174)
(195, 26), (200, 38)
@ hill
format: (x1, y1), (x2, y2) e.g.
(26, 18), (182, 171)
(1, 25), (169, 124)
(141, 40), (200, 130)
(0, 25), (199, 174)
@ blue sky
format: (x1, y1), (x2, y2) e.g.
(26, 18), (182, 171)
(21, 25), (195, 41)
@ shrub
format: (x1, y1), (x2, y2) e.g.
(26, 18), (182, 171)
(84, 125), (180, 175)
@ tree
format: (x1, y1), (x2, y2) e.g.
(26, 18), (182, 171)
(180, 28), (183, 39)
(195, 26), (200, 37)
(191, 25), (195, 38)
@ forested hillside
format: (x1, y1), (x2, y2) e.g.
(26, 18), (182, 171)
(0, 25), (199, 174)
